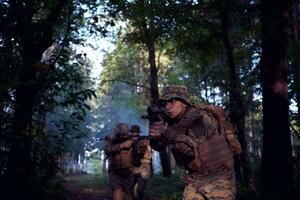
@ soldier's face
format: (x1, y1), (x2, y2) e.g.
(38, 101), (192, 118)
(164, 99), (187, 118)
(131, 131), (139, 140)
(118, 133), (129, 140)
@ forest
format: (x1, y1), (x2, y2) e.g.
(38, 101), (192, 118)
(0, 0), (299, 200)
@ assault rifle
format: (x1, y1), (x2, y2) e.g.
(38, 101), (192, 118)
(132, 135), (149, 140)
(141, 103), (172, 177)
(141, 103), (169, 124)
(98, 135), (149, 141)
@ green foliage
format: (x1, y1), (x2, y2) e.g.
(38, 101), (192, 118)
(88, 158), (102, 174)
(0, 2), (100, 198)
(101, 38), (149, 93)
(93, 173), (109, 187)
(99, 34), (151, 112)
(38, 176), (68, 200)
(236, 159), (263, 200)
(1, 0), (298, 198)
(146, 172), (185, 200)
(294, 149), (300, 200)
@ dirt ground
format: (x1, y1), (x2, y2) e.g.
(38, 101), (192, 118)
(63, 174), (108, 200)
(62, 173), (169, 200)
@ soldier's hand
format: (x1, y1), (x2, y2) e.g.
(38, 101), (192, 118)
(138, 139), (148, 153)
(139, 139), (148, 148)
(120, 140), (133, 149)
(149, 121), (167, 138)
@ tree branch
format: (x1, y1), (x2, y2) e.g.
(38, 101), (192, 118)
(101, 79), (150, 90)
(46, 0), (69, 24)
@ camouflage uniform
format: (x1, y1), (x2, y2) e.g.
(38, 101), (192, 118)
(104, 123), (134, 200)
(131, 125), (152, 200)
(150, 85), (238, 200)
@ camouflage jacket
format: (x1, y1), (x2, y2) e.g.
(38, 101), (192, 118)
(104, 134), (133, 171)
(150, 106), (234, 174)
(132, 139), (152, 179)
(132, 138), (152, 167)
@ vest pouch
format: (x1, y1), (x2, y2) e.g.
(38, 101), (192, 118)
(187, 157), (202, 171)
(110, 148), (132, 170)
(200, 134), (233, 171)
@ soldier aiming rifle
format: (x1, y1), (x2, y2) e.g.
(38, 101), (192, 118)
(148, 85), (241, 200)
(104, 123), (134, 200)
(130, 125), (152, 200)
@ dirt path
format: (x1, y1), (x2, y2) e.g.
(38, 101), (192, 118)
(63, 174), (108, 200)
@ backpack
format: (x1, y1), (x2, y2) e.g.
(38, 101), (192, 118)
(195, 104), (242, 156)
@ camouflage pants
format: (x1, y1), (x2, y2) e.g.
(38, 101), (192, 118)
(182, 184), (206, 200)
(182, 170), (236, 200)
(108, 169), (134, 200)
(133, 174), (148, 200)
(132, 161), (151, 179)
(132, 162), (151, 200)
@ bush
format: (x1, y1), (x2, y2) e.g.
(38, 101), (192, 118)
(146, 172), (185, 200)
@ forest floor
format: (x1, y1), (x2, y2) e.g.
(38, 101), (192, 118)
(55, 167), (300, 200)
(61, 172), (183, 200)
(63, 174), (108, 200)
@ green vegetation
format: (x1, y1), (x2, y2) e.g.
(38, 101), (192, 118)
(146, 172), (185, 200)
(0, 0), (299, 199)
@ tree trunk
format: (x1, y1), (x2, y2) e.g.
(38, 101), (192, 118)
(261, 1), (293, 199)
(218, 1), (258, 198)
(292, 1), (300, 130)
(148, 43), (159, 103)
(102, 151), (107, 175)
(147, 39), (172, 177)
(6, 1), (67, 196)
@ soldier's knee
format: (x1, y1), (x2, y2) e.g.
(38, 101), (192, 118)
(182, 184), (206, 200)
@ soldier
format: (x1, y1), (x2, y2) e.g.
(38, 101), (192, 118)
(104, 123), (134, 200)
(130, 124), (152, 200)
(149, 85), (241, 200)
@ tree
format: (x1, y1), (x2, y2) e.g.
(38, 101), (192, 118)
(0, 0), (98, 198)
(156, 1), (260, 195)
(3, 1), (70, 195)
(104, 0), (172, 176)
(290, 0), (300, 141)
(261, 0), (293, 199)
(214, 0), (259, 197)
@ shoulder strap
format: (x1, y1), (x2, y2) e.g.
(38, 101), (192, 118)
(194, 104), (232, 135)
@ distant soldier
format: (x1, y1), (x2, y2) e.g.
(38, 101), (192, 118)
(130, 124), (152, 200)
(104, 123), (134, 200)
(149, 85), (241, 200)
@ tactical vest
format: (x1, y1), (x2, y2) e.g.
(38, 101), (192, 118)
(186, 105), (241, 173)
(195, 104), (242, 156)
(188, 134), (233, 172)
(141, 143), (152, 163)
(110, 147), (133, 170)
(132, 139), (152, 167)
(132, 140), (143, 167)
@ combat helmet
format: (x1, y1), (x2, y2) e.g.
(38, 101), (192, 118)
(129, 124), (141, 133)
(114, 122), (129, 136)
(160, 85), (190, 105)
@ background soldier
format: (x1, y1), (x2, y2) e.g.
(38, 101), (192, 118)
(130, 124), (152, 200)
(149, 85), (241, 200)
(104, 123), (134, 200)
